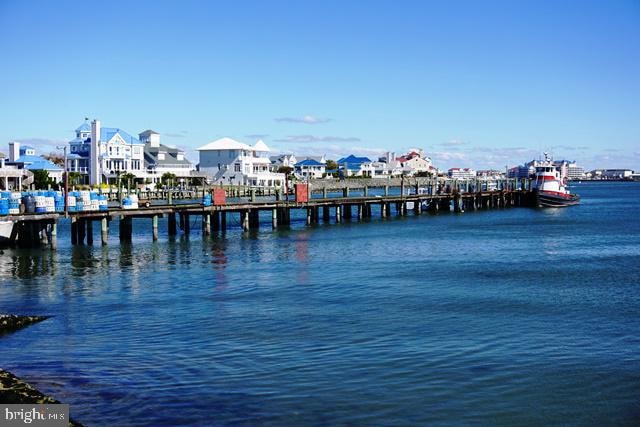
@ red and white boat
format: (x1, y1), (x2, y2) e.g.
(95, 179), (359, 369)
(532, 154), (580, 207)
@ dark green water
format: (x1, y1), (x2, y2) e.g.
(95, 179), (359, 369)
(1, 182), (639, 425)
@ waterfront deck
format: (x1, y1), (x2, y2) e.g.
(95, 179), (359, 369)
(1, 183), (535, 248)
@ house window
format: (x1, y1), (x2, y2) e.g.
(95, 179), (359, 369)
(234, 163), (241, 172)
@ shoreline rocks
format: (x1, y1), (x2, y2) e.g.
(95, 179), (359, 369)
(0, 314), (82, 425)
(0, 314), (49, 336)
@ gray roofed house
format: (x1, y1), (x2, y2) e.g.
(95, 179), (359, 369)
(138, 130), (195, 179)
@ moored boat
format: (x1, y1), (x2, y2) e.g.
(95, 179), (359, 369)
(532, 154), (580, 207)
(0, 219), (15, 244)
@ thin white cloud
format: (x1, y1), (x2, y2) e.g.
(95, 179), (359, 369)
(270, 143), (386, 160)
(12, 138), (68, 155)
(440, 139), (467, 147)
(275, 115), (331, 124)
(245, 134), (270, 139)
(274, 135), (361, 143)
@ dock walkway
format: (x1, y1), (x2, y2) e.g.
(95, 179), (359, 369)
(1, 184), (534, 248)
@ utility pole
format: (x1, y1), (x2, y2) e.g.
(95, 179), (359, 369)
(57, 145), (68, 217)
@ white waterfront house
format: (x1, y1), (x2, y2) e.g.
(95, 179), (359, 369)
(269, 153), (297, 172)
(68, 119), (194, 185)
(294, 159), (326, 179)
(197, 137), (285, 187)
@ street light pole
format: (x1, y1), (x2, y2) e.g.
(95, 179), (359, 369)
(57, 145), (68, 217)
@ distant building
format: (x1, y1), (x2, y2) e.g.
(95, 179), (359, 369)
(68, 119), (195, 185)
(269, 154), (297, 172)
(600, 169), (634, 179)
(337, 154), (372, 177)
(294, 159), (326, 180)
(139, 129), (195, 182)
(476, 169), (504, 179)
(448, 168), (476, 179)
(566, 162), (584, 180)
(5, 142), (63, 184)
(197, 138), (284, 187)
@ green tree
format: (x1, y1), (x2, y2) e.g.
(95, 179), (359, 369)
(161, 172), (177, 188)
(277, 166), (293, 175)
(32, 170), (52, 189)
(68, 172), (82, 186)
(325, 160), (338, 171)
(120, 172), (137, 191)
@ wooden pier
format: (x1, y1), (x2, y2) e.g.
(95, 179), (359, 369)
(1, 185), (536, 249)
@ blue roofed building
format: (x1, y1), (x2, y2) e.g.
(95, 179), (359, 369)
(6, 142), (63, 185)
(68, 118), (194, 185)
(336, 154), (372, 177)
(294, 158), (326, 180)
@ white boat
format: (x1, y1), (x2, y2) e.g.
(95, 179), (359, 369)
(0, 219), (15, 244)
(532, 154), (580, 207)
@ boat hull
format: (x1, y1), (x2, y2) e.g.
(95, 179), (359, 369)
(535, 190), (580, 207)
(0, 220), (14, 245)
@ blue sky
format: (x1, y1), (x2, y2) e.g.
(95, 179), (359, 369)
(1, 0), (638, 170)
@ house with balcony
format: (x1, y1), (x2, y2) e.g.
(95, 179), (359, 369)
(139, 130), (195, 182)
(294, 159), (326, 180)
(197, 137), (285, 187)
(68, 119), (194, 185)
(337, 154), (372, 177)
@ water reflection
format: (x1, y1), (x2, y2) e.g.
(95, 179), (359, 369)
(0, 249), (58, 280)
(209, 238), (228, 289)
(295, 232), (310, 284)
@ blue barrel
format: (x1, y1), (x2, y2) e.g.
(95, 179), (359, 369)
(22, 195), (36, 214)
(0, 199), (9, 215)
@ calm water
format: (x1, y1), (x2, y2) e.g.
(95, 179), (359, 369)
(1, 182), (639, 426)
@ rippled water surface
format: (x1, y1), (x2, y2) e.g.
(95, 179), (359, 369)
(1, 182), (639, 425)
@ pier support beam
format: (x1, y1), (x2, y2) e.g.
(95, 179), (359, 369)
(86, 220), (93, 245)
(101, 218), (109, 245)
(249, 210), (260, 229)
(168, 213), (177, 236)
(50, 221), (57, 250)
(212, 211), (220, 232)
(242, 210), (250, 232)
(71, 217), (78, 245)
(220, 211), (227, 231)
(323, 206), (330, 222)
(152, 215), (159, 241)
(272, 208), (278, 229)
(336, 205), (342, 223)
(343, 204), (352, 220)
(119, 216), (132, 243)
(203, 213), (211, 236)
(182, 213), (190, 235)
(78, 219), (86, 244)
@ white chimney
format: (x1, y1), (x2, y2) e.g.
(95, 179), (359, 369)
(8, 142), (20, 162)
(90, 119), (101, 185)
(150, 133), (160, 148)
